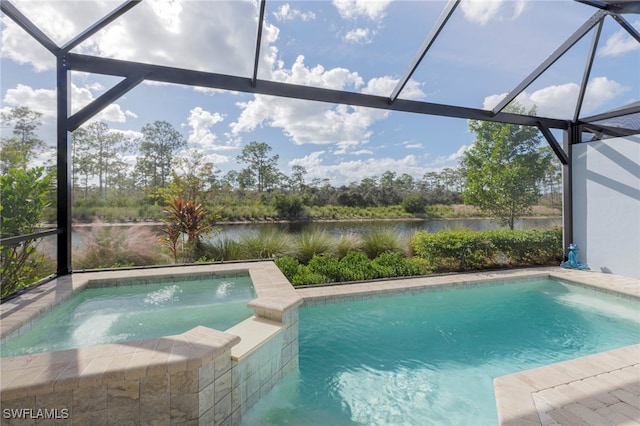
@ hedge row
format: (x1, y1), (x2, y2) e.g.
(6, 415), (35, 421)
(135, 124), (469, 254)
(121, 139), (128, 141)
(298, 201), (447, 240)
(275, 251), (428, 286)
(275, 228), (563, 286)
(409, 228), (563, 272)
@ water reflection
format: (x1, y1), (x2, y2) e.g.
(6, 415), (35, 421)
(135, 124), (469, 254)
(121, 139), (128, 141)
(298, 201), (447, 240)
(211, 218), (561, 242)
(67, 218), (561, 248)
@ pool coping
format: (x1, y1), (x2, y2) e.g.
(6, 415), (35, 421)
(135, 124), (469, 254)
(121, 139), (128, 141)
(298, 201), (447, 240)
(294, 266), (640, 426)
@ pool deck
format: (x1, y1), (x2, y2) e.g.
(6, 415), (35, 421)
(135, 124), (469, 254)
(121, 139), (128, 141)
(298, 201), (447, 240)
(1, 265), (638, 425)
(296, 267), (640, 426)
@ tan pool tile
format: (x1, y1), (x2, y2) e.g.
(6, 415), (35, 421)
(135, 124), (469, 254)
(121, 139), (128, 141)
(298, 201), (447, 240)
(124, 351), (152, 380)
(78, 356), (112, 388)
(518, 367), (575, 390)
(610, 389), (640, 408)
(101, 354), (132, 382)
(535, 387), (580, 410)
(595, 405), (640, 425)
(165, 349), (189, 373)
(610, 401), (640, 421)
(52, 362), (82, 392)
(563, 402), (613, 425)
(565, 383), (607, 410)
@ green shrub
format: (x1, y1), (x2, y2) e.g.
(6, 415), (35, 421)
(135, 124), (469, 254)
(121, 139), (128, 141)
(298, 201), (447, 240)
(306, 254), (342, 281)
(275, 256), (301, 282)
(304, 251), (380, 282)
(362, 227), (405, 259)
(372, 252), (426, 277)
(295, 230), (336, 264)
(410, 230), (495, 271)
(337, 251), (380, 281)
(203, 237), (243, 261)
(273, 193), (306, 219)
(402, 193), (427, 214)
(290, 267), (331, 286)
(276, 228), (561, 286)
(1, 167), (52, 296)
(335, 232), (363, 258)
(239, 229), (293, 259)
(411, 228), (562, 272)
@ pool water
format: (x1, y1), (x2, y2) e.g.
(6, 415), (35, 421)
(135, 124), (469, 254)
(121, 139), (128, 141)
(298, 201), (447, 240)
(241, 279), (640, 425)
(1, 275), (255, 357)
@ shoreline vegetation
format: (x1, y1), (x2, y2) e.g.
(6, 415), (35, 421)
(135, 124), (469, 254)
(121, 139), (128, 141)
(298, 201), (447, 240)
(67, 225), (563, 287)
(69, 203), (562, 226)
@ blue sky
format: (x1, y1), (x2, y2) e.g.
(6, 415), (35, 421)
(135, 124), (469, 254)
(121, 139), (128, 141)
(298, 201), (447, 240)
(1, 0), (638, 185)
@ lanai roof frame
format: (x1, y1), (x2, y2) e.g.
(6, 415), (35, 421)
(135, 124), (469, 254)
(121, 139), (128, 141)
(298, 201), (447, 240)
(0, 0), (638, 276)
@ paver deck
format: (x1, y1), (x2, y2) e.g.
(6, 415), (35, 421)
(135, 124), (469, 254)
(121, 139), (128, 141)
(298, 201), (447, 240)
(296, 267), (640, 426)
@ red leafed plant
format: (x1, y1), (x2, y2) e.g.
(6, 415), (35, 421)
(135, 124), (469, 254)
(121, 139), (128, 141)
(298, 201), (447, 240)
(160, 197), (213, 263)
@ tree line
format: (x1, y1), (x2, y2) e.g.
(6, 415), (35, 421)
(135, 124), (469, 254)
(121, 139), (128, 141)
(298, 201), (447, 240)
(1, 104), (562, 227)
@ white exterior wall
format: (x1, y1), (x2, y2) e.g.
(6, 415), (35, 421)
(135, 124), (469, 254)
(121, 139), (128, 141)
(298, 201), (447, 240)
(572, 135), (640, 279)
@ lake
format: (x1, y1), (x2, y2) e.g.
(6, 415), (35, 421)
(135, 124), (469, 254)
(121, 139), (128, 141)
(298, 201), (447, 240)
(209, 217), (561, 242)
(67, 217), (561, 250)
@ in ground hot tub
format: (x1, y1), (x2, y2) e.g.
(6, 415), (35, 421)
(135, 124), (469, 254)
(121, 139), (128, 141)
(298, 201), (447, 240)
(1, 271), (256, 357)
(0, 262), (302, 425)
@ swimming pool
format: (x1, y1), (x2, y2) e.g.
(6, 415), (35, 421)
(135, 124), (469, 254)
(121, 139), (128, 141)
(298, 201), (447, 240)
(0, 273), (255, 357)
(240, 278), (640, 425)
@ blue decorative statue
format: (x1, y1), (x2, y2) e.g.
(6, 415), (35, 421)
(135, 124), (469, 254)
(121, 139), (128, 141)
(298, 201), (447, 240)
(560, 243), (589, 270)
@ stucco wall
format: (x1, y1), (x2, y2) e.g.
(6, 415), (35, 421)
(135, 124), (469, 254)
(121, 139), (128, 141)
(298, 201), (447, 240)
(572, 135), (640, 279)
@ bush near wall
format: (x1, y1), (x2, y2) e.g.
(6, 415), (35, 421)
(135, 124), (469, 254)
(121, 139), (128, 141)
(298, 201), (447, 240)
(410, 228), (562, 272)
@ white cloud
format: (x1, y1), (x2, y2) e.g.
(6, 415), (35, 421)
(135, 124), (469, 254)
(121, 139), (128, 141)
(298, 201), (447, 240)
(344, 28), (372, 44)
(147, 0), (183, 34)
(599, 21), (640, 57)
(2, 83), (130, 124)
(109, 129), (143, 141)
(1, 1), (262, 76)
(273, 4), (316, 22)
(193, 86), (242, 96)
(363, 76), (425, 100)
(446, 144), (470, 162)
(581, 76), (629, 112)
(483, 77), (628, 118)
(460, 0), (527, 25)
(404, 143), (424, 149)
(290, 150), (325, 168)
(231, 55), (386, 150)
(187, 106), (225, 149)
(0, 17), (53, 71)
(351, 149), (373, 155)
(332, 0), (392, 21)
(0, 1), (118, 71)
(185, 108), (242, 160)
(203, 152), (231, 165)
(230, 58), (427, 154)
(3, 84), (57, 118)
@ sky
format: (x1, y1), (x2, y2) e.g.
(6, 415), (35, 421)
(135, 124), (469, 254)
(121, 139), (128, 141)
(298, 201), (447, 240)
(1, 0), (638, 186)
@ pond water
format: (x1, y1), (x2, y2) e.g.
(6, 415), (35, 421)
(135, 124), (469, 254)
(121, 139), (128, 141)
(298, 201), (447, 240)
(211, 217), (561, 242)
(67, 217), (560, 250)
